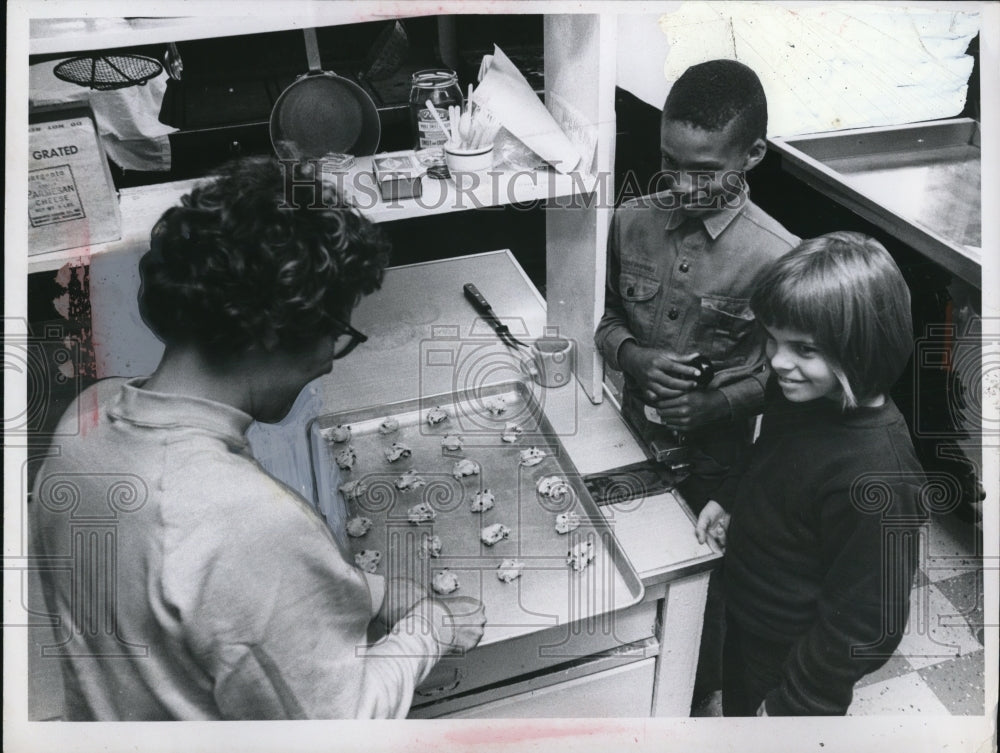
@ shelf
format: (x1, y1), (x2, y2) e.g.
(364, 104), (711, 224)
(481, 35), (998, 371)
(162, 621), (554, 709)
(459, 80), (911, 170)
(333, 157), (598, 222)
(26, 163), (599, 274)
(28, 12), (426, 56)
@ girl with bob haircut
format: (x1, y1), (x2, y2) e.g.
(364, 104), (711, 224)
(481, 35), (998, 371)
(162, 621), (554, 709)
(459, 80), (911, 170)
(748, 231), (915, 410)
(696, 232), (926, 716)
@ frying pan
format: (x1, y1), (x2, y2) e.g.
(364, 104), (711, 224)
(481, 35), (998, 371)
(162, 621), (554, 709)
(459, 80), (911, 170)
(270, 28), (380, 160)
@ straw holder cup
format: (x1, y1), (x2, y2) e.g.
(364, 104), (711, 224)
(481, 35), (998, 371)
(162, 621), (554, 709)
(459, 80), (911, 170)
(444, 141), (494, 173)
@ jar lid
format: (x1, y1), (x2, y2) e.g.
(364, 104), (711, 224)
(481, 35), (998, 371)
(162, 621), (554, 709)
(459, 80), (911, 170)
(411, 69), (458, 86)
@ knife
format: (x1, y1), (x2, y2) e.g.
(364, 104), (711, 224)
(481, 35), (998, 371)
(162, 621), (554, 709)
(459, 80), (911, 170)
(463, 283), (529, 349)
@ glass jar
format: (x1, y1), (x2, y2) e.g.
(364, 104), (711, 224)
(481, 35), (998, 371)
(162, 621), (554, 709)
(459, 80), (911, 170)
(409, 69), (463, 152)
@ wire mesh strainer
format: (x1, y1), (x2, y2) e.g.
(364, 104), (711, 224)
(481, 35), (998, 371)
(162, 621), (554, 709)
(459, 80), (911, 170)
(53, 55), (164, 91)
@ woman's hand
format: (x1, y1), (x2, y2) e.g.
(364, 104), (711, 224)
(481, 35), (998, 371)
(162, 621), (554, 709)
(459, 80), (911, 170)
(377, 577), (427, 628)
(435, 597), (486, 654)
(695, 500), (731, 550)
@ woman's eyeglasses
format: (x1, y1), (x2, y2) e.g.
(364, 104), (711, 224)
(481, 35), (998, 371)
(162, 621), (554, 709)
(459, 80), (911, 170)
(330, 319), (368, 360)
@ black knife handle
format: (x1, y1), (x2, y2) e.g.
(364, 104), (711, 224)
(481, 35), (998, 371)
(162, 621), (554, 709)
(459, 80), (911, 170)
(463, 283), (494, 315)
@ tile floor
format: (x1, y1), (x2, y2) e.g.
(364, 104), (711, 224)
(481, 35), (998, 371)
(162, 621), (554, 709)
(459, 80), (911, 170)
(847, 511), (987, 716)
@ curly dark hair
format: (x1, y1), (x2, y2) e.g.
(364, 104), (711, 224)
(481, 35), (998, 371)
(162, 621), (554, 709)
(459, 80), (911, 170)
(139, 157), (390, 357)
(663, 59), (768, 150)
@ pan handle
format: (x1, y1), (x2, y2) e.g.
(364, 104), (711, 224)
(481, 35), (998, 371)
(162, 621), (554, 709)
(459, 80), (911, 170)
(303, 27), (323, 75)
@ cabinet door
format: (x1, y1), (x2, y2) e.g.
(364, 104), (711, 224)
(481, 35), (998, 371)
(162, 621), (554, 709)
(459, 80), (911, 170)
(446, 657), (655, 718)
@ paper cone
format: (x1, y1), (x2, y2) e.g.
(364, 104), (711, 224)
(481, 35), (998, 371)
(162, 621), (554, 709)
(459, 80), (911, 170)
(472, 45), (581, 174)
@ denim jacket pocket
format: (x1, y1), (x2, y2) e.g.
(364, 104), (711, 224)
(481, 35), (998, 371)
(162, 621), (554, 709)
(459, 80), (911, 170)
(619, 273), (661, 337)
(698, 295), (756, 366)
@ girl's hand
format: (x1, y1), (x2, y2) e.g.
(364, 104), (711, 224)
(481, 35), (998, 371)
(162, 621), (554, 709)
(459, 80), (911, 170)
(695, 500), (730, 550)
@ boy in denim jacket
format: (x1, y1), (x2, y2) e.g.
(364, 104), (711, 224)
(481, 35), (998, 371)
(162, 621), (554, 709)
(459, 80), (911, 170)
(595, 59), (798, 708)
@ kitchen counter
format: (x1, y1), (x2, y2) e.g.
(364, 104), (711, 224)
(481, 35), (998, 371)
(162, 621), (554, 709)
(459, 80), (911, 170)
(249, 249), (718, 717)
(255, 249), (718, 589)
(770, 118), (982, 287)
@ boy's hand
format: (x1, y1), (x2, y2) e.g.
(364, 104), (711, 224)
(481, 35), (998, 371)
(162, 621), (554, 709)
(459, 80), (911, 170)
(620, 343), (701, 399)
(695, 500), (730, 550)
(652, 389), (730, 430)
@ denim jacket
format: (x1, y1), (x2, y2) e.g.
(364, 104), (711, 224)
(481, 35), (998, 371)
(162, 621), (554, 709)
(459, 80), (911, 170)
(595, 189), (798, 421)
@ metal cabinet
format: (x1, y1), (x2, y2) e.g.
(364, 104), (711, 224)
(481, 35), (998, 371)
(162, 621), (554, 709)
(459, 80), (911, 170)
(431, 654), (658, 719)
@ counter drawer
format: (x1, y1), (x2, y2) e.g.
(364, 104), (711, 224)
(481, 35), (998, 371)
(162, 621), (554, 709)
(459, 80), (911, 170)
(410, 597), (658, 711)
(416, 645), (657, 718)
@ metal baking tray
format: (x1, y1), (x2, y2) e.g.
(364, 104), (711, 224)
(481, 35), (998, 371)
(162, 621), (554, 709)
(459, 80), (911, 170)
(307, 380), (645, 647)
(771, 118), (981, 286)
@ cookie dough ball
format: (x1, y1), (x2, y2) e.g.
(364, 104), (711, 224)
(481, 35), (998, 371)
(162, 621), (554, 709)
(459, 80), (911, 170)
(426, 406), (449, 426)
(378, 416), (400, 435)
(470, 489), (495, 513)
(335, 446), (357, 470)
(480, 523), (511, 546)
(323, 424), (351, 443)
(496, 559), (524, 583)
(566, 541), (595, 572)
(555, 511), (581, 534)
(396, 470), (427, 490)
(346, 515), (373, 538)
(339, 480), (369, 499)
(500, 422), (522, 443)
(452, 458), (481, 480)
(536, 475), (572, 500)
(441, 434), (464, 451)
(419, 533), (443, 559)
(431, 569), (460, 595)
(383, 442), (412, 463)
(519, 447), (546, 467)
(355, 549), (382, 574)
(483, 395), (508, 416)
(407, 502), (436, 524)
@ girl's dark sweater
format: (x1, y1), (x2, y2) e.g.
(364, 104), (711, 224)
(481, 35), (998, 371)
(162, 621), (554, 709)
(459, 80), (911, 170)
(716, 382), (925, 715)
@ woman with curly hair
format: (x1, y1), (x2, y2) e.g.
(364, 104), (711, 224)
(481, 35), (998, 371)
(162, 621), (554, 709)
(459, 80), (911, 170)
(31, 157), (485, 720)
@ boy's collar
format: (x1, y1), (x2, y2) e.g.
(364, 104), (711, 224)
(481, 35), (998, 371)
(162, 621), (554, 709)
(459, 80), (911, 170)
(663, 185), (749, 239)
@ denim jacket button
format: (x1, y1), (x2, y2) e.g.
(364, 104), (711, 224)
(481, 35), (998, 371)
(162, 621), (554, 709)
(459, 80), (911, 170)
(668, 308), (679, 320)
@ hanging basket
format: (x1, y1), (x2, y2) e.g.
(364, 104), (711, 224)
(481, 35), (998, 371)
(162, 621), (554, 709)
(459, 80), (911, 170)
(53, 54), (164, 91)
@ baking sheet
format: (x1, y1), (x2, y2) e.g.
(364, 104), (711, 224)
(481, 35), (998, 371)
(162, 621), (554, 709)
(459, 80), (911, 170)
(308, 380), (645, 646)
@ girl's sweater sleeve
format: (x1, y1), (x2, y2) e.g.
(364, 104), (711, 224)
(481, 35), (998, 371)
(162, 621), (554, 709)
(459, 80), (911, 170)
(713, 378), (783, 512)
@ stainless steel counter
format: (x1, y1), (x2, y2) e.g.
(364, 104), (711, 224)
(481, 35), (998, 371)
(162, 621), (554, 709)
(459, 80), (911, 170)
(249, 249), (718, 716)
(770, 118), (982, 287)
(252, 249), (718, 590)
